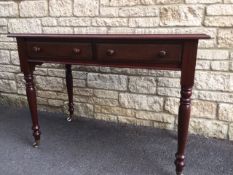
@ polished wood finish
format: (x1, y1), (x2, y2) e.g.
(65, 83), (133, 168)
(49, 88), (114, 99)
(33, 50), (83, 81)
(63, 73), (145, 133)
(27, 42), (92, 60)
(65, 64), (74, 122)
(96, 43), (182, 63)
(9, 33), (210, 175)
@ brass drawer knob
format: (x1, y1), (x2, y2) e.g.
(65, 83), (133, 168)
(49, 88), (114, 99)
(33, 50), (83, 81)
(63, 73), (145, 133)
(33, 46), (41, 53)
(106, 49), (115, 56)
(73, 48), (81, 55)
(159, 50), (167, 57)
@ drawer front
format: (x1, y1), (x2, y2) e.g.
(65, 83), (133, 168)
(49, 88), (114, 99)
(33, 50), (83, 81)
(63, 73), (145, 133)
(27, 42), (92, 59)
(96, 43), (182, 63)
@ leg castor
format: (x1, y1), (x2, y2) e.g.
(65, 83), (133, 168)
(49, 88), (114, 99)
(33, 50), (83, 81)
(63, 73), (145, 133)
(33, 140), (40, 148)
(67, 116), (73, 122)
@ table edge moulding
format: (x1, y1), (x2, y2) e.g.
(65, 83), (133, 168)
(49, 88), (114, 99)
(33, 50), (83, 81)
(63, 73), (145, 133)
(8, 33), (211, 175)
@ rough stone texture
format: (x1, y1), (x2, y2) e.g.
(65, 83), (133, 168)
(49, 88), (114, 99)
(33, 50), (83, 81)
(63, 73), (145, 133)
(165, 98), (217, 119)
(0, 50), (10, 64)
(74, 102), (94, 118)
(205, 17), (233, 27)
(35, 76), (64, 91)
(218, 103), (233, 122)
(0, 79), (17, 93)
(119, 93), (163, 111)
(129, 18), (159, 27)
(230, 123), (233, 141)
(189, 118), (228, 139)
(0, 2), (18, 17)
(195, 71), (232, 91)
(74, 0), (99, 16)
(87, 73), (127, 91)
(160, 5), (204, 26)
(207, 4), (233, 15)
(136, 111), (175, 123)
(94, 89), (118, 99)
(186, 0), (222, 3)
(19, 1), (48, 17)
(0, 0), (233, 141)
(119, 6), (159, 17)
(218, 29), (233, 48)
(49, 0), (72, 17)
(197, 49), (229, 60)
(8, 19), (42, 33)
(98, 106), (135, 117)
(129, 76), (157, 94)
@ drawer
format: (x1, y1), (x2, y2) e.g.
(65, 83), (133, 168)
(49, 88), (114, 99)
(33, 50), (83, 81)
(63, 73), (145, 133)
(96, 43), (182, 63)
(27, 42), (92, 59)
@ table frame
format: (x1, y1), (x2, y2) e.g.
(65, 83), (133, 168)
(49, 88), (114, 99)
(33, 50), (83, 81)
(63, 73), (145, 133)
(9, 34), (210, 175)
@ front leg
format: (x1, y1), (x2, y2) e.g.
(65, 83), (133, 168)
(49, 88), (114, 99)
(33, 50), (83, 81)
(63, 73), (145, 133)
(175, 86), (192, 175)
(24, 72), (41, 147)
(65, 64), (74, 122)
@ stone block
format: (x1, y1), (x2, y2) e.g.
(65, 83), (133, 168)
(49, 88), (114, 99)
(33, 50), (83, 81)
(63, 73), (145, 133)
(198, 91), (233, 103)
(229, 123), (233, 141)
(0, 50), (10, 64)
(192, 100), (217, 119)
(119, 6), (159, 17)
(0, 79), (17, 93)
(160, 5), (204, 26)
(19, 1), (48, 17)
(94, 89), (118, 99)
(42, 27), (73, 34)
(100, 7), (119, 17)
(99, 106), (135, 117)
(48, 99), (64, 107)
(186, 0), (221, 2)
(0, 2), (18, 17)
(94, 113), (118, 122)
(119, 93), (163, 111)
(129, 76), (157, 94)
(197, 49), (229, 60)
(74, 0), (99, 16)
(189, 118), (228, 139)
(109, 0), (139, 6)
(10, 51), (19, 65)
(195, 71), (232, 91)
(35, 76), (64, 91)
(49, 0), (72, 16)
(136, 111), (175, 123)
(94, 97), (119, 106)
(218, 103), (233, 122)
(42, 18), (57, 26)
(58, 18), (91, 26)
(74, 102), (94, 118)
(205, 17), (233, 27)
(9, 19), (42, 33)
(157, 0), (183, 3)
(207, 4), (233, 15)
(87, 73), (127, 91)
(48, 69), (65, 77)
(74, 88), (93, 96)
(92, 18), (128, 27)
(218, 29), (233, 48)
(157, 77), (180, 88)
(210, 61), (229, 71)
(129, 17), (159, 27)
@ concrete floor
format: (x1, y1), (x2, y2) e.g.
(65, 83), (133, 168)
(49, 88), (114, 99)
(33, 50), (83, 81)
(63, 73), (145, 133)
(0, 105), (232, 175)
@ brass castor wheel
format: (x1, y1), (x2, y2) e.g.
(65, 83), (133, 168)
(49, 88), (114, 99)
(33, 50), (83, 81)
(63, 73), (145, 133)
(67, 116), (72, 122)
(176, 172), (184, 175)
(33, 140), (40, 148)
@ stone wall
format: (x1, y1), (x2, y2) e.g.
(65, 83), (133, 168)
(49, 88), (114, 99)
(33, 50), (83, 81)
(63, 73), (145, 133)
(0, 0), (233, 140)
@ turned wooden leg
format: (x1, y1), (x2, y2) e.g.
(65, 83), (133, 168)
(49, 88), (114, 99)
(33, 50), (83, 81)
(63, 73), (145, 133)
(175, 86), (192, 175)
(65, 64), (74, 122)
(24, 73), (41, 148)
